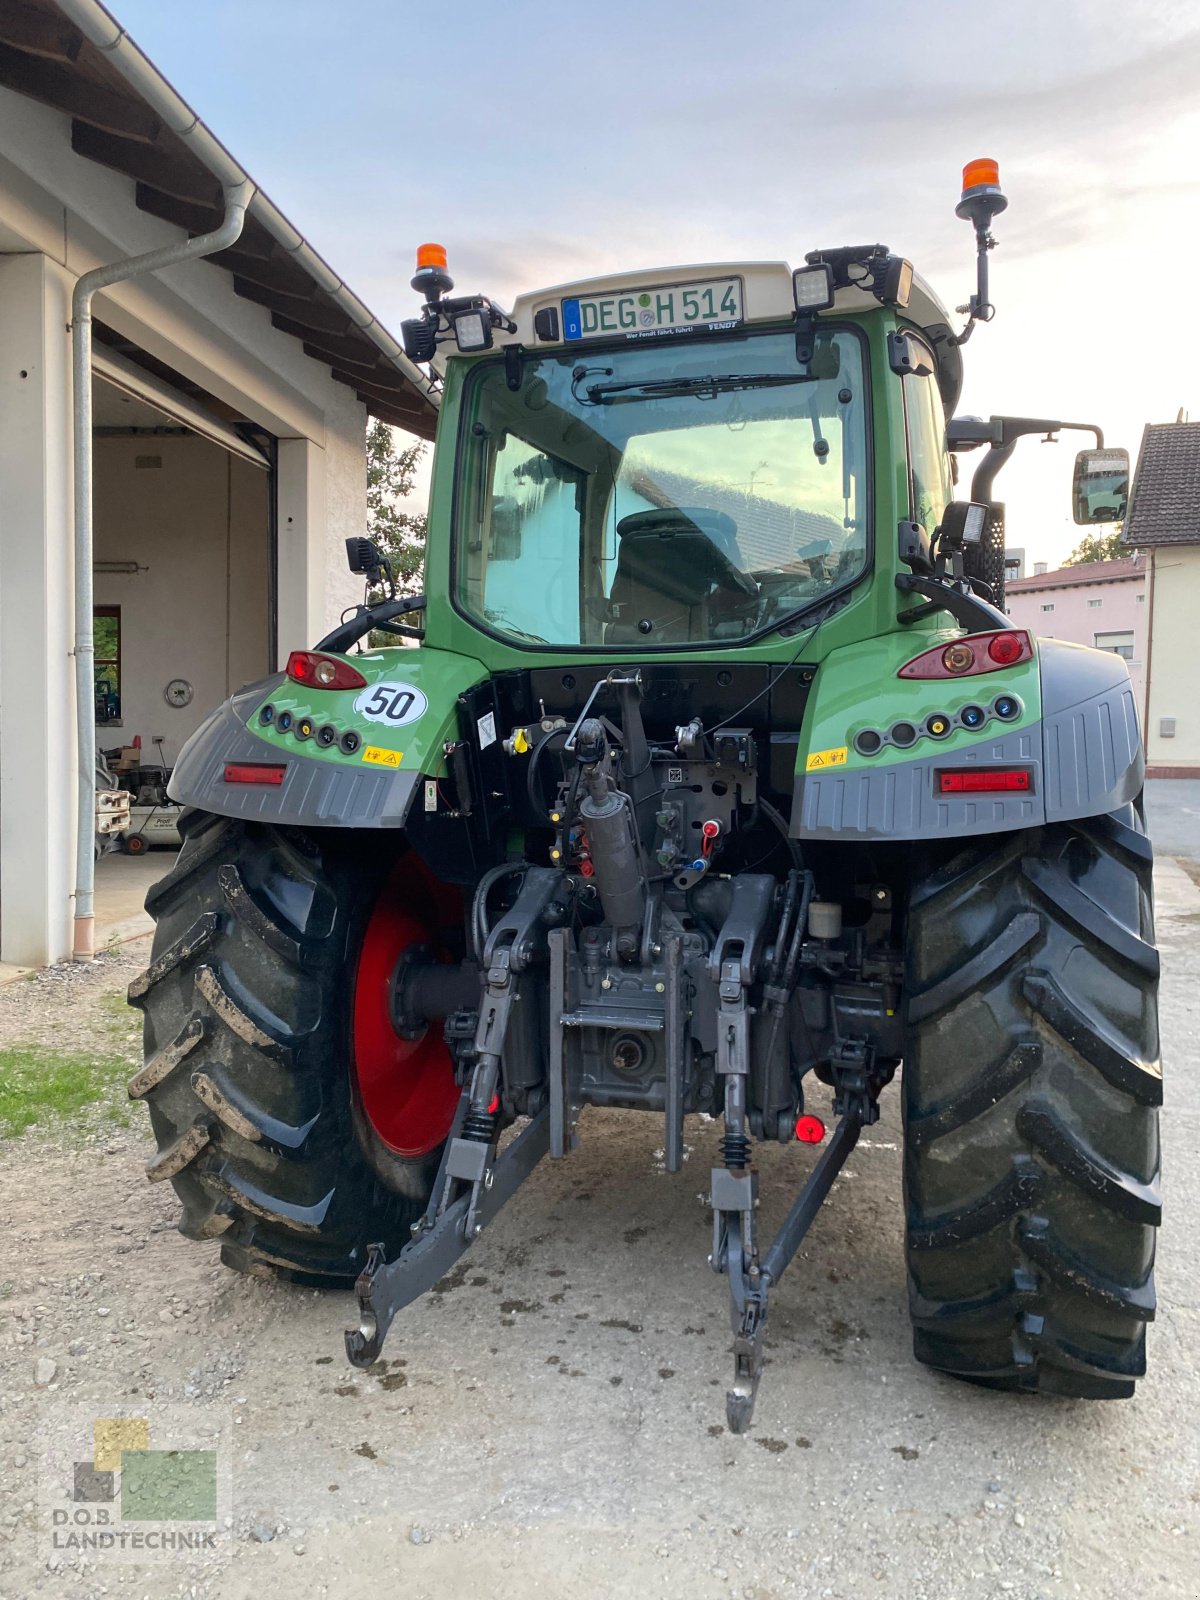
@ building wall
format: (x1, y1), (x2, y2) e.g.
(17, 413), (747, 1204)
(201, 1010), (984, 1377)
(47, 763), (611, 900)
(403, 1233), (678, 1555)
(1007, 574), (1146, 713)
(322, 384), (373, 637)
(0, 253), (76, 967)
(275, 383), (367, 659)
(93, 435), (270, 762)
(1145, 545), (1200, 772)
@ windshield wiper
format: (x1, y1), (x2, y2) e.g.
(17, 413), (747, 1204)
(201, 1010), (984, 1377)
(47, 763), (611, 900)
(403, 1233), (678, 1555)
(571, 367), (816, 406)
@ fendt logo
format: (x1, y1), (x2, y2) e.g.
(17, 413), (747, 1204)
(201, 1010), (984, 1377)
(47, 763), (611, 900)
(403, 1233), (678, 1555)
(40, 1405), (231, 1569)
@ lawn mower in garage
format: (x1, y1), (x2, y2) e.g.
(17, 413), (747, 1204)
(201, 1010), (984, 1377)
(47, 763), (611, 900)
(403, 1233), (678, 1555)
(101, 739), (184, 854)
(128, 161), (1158, 1431)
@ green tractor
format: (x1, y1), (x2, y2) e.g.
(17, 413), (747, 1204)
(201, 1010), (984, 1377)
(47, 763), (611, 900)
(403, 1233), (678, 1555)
(130, 160), (1159, 1430)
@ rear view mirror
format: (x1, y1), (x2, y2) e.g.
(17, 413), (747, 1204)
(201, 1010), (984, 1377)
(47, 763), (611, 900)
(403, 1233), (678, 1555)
(1072, 448), (1129, 525)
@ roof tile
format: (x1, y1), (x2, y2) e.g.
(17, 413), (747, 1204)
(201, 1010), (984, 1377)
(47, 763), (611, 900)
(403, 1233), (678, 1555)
(1006, 556), (1144, 593)
(1122, 422), (1200, 548)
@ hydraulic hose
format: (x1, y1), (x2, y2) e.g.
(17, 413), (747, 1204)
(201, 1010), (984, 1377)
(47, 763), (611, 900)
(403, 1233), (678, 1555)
(757, 796), (803, 870)
(526, 726), (569, 818)
(471, 862), (528, 964)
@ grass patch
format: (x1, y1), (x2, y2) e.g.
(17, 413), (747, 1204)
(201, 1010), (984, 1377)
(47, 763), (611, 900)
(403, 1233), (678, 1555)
(99, 989), (141, 1044)
(98, 988), (137, 1019)
(0, 1044), (133, 1138)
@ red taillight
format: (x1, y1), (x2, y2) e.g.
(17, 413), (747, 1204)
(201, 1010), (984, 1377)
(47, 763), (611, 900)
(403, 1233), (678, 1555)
(224, 762), (286, 785)
(898, 630), (1033, 679)
(987, 632), (1025, 665)
(795, 1113), (827, 1144)
(286, 651), (367, 690)
(937, 769), (1031, 794)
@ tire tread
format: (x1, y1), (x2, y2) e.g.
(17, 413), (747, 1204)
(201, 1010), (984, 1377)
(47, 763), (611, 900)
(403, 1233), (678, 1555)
(903, 810), (1160, 1399)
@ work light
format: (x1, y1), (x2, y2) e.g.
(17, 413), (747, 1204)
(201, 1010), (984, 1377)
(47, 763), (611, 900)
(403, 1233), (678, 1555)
(453, 310), (493, 352)
(792, 263), (834, 311)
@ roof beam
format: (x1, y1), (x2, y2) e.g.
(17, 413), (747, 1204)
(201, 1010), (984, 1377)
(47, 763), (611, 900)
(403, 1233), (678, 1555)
(0, 43), (159, 140)
(363, 396), (436, 440)
(134, 181), (222, 235)
(135, 185), (278, 265)
(0, 0), (82, 63)
(330, 367), (423, 409)
(211, 243), (316, 299)
(290, 327), (394, 375)
(233, 274), (357, 336)
(71, 121), (219, 203)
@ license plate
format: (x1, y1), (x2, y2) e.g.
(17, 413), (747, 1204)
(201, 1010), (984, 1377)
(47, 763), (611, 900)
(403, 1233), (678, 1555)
(562, 277), (742, 341)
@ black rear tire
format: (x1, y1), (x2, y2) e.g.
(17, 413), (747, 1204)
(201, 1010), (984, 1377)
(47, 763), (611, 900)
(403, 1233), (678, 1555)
(129, 810), (445, 1283)
(902, 802), (1161, 1398)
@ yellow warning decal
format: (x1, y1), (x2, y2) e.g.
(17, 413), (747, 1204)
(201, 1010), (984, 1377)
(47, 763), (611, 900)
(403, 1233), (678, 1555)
(805, 745), (848, 772)
(362, 746), (403, 768)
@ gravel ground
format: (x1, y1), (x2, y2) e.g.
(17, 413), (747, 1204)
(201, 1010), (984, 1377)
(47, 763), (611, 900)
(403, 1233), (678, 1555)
(0, 863), (1197, 1600)
(0, 948), (144, 1057)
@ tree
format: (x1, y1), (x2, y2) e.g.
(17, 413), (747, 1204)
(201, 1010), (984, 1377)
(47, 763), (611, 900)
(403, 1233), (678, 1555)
(366, 418), (428, 588)
(1063, 529), (1126, 565)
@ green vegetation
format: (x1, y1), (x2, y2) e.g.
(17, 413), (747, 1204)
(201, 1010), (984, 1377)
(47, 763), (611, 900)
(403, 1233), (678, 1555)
(366, 419), (427, 588)
(0, 1043), (135, 1137)
(0, 967), (142, 1140)
(1064, 529), (1127, 564)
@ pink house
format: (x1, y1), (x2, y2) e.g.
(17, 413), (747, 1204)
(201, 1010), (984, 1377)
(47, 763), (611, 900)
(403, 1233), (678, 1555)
(1005, 556), (1147, 714)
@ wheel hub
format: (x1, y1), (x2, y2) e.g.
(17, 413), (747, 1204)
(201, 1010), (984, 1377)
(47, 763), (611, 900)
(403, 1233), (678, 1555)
(352, 861), (460, 1158)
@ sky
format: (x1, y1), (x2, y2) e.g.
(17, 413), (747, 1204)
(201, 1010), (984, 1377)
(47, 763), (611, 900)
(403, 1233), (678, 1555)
(113, 0), (1200, 568)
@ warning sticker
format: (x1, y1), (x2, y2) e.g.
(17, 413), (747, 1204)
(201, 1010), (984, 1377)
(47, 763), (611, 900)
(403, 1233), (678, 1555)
(362, 746), (403, 768)
(805, 745), (848, 772)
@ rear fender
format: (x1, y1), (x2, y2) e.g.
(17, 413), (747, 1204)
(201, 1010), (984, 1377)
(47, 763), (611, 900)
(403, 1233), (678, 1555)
(168, 648), (487, 828)
(792, 632), (1143, 840)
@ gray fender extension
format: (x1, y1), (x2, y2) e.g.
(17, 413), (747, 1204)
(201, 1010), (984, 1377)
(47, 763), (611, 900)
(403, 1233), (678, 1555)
(167, 679), (418, 828)
(1038, 637), (1144, 822)
(792, 638), (1144, 841)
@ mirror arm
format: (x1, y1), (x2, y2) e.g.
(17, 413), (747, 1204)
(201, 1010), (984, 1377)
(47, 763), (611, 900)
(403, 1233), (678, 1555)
(895, 573), (1009, 633)
(315, 593), (427, 654)
(948, 417), (1106, 502)
(970, 440), (1019, 504)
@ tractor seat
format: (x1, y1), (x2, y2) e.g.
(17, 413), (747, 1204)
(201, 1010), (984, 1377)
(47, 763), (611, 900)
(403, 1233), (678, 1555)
(605, 506), (747, 644)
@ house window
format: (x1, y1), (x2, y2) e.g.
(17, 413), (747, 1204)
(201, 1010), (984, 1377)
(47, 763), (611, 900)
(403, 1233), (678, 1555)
(94, 606), (121, 724)
(1087, 598), (1102, 608)
(1040, 603), (1055, 613)
(1094, 630), (1134, 660)
(1137, 593), (1146, 603)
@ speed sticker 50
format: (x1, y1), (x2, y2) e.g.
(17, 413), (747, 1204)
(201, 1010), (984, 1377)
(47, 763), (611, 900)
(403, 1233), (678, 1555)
(353, 681), (428, 727)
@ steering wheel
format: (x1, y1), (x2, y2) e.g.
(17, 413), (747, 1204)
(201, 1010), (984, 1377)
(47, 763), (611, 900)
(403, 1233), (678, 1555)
(615, 507), (759, 601)
(705, 537), (759, 599)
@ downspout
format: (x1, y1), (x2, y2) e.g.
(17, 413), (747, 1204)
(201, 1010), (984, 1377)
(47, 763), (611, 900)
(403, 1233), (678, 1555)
(1142, 550), (1156, 760)
(56, 0), (437, 414)
(71, 181), (253, 960)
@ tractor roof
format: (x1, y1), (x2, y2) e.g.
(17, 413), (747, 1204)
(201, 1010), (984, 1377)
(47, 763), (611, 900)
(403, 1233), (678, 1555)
(504, 259), (962, 410)
(510, 259), (952, 336)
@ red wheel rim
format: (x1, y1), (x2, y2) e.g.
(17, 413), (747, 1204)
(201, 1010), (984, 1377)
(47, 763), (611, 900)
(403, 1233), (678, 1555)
(352, 857), (461, 1157)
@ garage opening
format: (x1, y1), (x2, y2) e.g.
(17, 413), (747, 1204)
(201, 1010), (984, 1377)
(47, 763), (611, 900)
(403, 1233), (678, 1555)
(90, 330), (274, 891)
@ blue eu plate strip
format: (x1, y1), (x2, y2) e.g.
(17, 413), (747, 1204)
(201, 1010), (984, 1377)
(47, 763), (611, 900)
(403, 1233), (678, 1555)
(562, 298), (582, 341)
